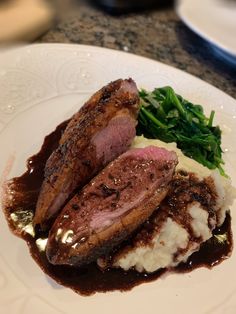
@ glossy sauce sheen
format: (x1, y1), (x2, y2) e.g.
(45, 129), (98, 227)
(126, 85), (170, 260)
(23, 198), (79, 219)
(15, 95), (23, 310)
(3, 121), (233, 296)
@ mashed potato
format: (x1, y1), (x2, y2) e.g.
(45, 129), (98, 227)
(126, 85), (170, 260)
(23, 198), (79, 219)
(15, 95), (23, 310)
(110, 137), (236, 273)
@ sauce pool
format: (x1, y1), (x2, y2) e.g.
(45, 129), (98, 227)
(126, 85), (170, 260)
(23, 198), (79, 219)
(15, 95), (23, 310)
(2, 120), (233, 296)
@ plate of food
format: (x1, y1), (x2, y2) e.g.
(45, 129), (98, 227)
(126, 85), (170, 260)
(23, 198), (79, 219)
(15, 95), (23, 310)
(177, 0), (236, 63)
(0, 44), (235, 314)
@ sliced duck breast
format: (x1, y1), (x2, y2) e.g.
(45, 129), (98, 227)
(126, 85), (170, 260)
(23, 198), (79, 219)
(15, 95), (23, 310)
(34, 78), (140, 229)
(46, 146), (178, 266)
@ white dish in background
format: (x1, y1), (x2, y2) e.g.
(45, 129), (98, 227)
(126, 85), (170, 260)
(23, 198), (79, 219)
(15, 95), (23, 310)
(177, 0), (236, 63)
(0, 44), (236, 314)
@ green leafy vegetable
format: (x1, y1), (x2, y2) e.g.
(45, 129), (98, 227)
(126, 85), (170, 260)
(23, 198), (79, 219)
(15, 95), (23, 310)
(137, 86), (226, 176)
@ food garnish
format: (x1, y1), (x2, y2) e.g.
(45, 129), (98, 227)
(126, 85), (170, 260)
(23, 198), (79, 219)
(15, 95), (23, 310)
(137, 86), (226, 176)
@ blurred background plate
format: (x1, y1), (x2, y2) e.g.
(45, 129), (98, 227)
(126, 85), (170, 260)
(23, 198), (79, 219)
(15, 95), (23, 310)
(0, 0), (53, 42)
(177, 0), (236, 63)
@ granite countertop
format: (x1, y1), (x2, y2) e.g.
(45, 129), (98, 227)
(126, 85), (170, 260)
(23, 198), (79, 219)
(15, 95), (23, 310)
(38, 0), (236, 98)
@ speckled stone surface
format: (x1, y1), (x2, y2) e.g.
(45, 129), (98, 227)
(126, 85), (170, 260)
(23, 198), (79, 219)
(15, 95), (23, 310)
(38, 0), (236, 98)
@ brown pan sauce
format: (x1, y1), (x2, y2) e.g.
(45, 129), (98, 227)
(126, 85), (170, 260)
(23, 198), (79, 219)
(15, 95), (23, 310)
(2, 120), (233, 296)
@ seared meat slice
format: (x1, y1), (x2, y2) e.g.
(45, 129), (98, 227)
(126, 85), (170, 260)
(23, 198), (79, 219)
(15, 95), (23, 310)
(46, 146), (178, 266)
(34, 79), (139, 228)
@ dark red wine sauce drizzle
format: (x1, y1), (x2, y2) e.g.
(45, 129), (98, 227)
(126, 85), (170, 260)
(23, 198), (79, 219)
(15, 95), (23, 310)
(2, 120), (233, 296)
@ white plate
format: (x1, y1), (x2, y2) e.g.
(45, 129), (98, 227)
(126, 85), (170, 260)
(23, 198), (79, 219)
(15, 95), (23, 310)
(0, 44), (236, 314)
(177, 0), (236, 61)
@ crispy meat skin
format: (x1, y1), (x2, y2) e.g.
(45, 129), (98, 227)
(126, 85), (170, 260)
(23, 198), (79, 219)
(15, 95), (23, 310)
(34, 79), (139, 228)
(46, 146), (178, 266)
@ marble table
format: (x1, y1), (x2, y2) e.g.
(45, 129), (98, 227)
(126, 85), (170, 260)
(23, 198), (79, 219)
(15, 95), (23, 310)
(38, 0), (236, 98)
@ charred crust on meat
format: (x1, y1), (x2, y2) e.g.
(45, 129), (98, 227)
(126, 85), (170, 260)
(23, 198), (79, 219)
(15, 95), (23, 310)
(178, 169), (188, 177)
(149, 173), (155, 181)
(99, 181), (133, 202)
(120, 181), (132, 191)
(81, 160), (91, 168)
(72, 204), (79, 210)
(100, 184), (118, 197)
(100, 89), (112, 103)
(50, 175), (58, 186)
(80, 210), (86, 218)
(108, 173), (114, 180)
